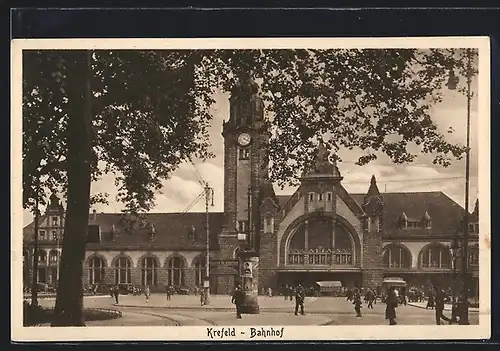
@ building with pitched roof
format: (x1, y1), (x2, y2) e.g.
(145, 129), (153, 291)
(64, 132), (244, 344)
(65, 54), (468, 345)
(22, 79), (480, 298)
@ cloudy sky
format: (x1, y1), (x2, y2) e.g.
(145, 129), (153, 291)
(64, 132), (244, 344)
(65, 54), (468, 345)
(22, 74), (479, 226)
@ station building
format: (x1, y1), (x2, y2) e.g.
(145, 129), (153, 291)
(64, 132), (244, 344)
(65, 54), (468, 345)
(23, 79), (480, 298)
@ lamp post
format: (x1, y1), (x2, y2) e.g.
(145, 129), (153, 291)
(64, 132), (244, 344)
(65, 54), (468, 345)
(203, 183), (214, 306)
(450, 234), (460, 324)
(447, 48), (474, 325)
(30, 176), (41, 306)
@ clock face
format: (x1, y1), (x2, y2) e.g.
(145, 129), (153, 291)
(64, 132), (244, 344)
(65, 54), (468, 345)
(238, 133), (252, 146)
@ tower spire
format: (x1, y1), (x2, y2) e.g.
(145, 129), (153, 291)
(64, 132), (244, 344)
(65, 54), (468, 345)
(367, 175), (381, 197)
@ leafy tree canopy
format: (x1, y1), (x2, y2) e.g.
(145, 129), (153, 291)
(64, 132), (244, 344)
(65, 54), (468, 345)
(22, 48), (477, 212)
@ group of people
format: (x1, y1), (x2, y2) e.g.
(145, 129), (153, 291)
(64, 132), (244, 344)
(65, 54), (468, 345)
(426, 285), (464, 325)
(231, 283), (307, 319)
(109, 284), (178, 304)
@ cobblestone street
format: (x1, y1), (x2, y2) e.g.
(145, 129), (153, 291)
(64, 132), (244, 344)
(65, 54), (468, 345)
(35, 294), (480, 326)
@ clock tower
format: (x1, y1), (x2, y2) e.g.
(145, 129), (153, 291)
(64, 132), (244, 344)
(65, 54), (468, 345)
(217, 76), (270, 308)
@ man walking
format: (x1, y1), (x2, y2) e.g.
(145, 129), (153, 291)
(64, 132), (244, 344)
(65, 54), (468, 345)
(435, 286), (451, 325)
(385, 286), (398, 325)
(294, 284), (305, 316)
(231, 285), (244, 319)
(113, 285), (119, 304)
(366, 288), (375, 309)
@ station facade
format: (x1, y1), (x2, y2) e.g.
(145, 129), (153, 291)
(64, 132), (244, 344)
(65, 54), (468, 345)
(23, 79), (480, 298)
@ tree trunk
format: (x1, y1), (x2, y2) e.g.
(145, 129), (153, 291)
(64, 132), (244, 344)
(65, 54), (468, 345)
(51, 50), (93, 327)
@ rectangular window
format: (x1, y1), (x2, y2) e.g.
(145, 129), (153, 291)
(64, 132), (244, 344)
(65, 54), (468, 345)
(309, 192), (315, 202)
(239, 147), (250, 160)
(318, 193), (323, 201)
(469, 223), (479, 233)
(52, 216), (58, 225)
(406, 221), (421, 229)
(378, 219), (383, 232)
(238, 220), (248, 233)
(39, 230), (45, 238)
(326, 192), (332, 202)
(52, 230), (58, 241)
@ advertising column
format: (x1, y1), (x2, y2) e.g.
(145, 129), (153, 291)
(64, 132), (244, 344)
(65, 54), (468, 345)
(239, 250), (260, 314)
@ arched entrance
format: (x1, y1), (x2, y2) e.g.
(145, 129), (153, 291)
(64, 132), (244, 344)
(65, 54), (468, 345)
(278, 213), (362, 291)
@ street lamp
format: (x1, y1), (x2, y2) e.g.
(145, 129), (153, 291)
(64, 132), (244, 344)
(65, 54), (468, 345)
(203, 183), (214, 306)
(446, 48), (474, 325)
(30, 176), (42, 306)
(450, 234), (461, 324)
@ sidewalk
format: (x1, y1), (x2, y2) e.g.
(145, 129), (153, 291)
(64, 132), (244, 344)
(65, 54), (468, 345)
(408, 301), (480, 313)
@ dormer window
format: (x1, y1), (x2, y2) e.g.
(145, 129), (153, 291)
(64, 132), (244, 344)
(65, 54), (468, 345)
(309, 192), (315, 202)
(406, 221), (421, 229)
(239, 147), (250, 160)
(422, 211), (432, 229)
(318, 193), (323, 201)
(399, 212), (408, 229)
(326, 192), (332, 202)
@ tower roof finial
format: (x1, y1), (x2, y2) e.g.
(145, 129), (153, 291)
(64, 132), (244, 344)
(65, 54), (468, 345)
(367, 175), (380, 197)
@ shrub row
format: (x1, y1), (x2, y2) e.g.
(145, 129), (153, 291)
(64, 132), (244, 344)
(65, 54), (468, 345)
(23, 301), (122, 326)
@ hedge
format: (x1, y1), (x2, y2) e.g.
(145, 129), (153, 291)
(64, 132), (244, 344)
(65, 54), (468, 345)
(23, 301), (122, 326)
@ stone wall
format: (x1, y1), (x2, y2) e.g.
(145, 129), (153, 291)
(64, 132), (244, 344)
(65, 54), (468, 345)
(259, 228), (278, 290)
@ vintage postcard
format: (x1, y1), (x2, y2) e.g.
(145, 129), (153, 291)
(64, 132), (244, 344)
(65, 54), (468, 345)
(11, 37), (491, 341)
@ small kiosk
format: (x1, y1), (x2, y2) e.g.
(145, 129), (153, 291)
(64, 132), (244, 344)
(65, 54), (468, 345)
(315, 281), (343, 297)
(381, 277), (407, 303)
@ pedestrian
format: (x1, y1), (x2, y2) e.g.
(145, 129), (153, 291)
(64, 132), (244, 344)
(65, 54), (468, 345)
(366, 288), (375, 309)
(166, 285), (172, 301)
(426, 292), (435, 309)
(353, 291), (363, 317)
(113, 285), (119, 304)
(289, 286), (293, 301)
(144, 285), (151, 303)
(267, 287), (272, 297)
(435, 286), (451, 325)
(450, 297), (459, 324)
(385, 286), (398, 325)
(346, 288), (353, 302)
(231, 285), (244, 319)
(294, 284), (306, 316)
(200, 288), (205, 306)
(284, 285), (289, 300)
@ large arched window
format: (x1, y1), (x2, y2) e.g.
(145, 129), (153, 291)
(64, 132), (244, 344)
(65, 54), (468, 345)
(141, 256), (158, 286)
(193, 255), (206, 287)
(114, 256), (132, 284)
(420, 244), (451, 269)
(89, 256), (106, 285)
(167, 256), (185, 286)
(382, 244), (411, 268)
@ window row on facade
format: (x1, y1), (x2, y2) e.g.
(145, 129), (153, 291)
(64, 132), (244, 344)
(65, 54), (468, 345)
(382, 244), (480, 269)
(87, 255), (207, 287)
(308, 192), (333, 202)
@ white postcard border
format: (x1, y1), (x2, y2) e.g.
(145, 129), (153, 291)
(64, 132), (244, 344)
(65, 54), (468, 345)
(11, 36), (491, 341)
